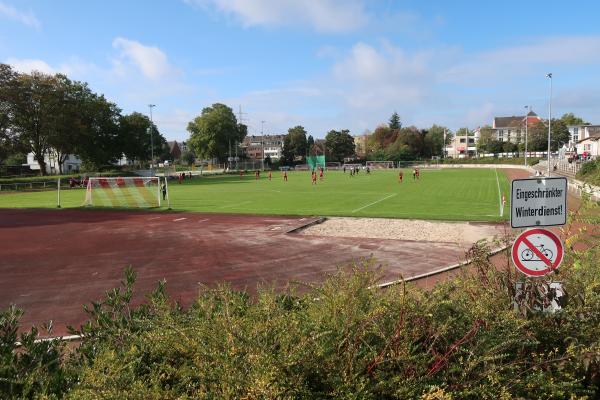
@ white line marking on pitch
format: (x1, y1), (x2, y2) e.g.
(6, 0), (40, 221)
(220, 201), (251, 209)
(148, 216), (161, 221)
(494, 168), (502, 216)
(352, 193), (397, 213)
(173, 217), (187, 222)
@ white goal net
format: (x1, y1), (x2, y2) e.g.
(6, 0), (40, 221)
(325, 162), (342, 170)
(366, 161), (395, 169)
(84, 177), (161, 208)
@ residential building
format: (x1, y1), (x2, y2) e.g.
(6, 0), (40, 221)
(576, 133), (600, 158)
(353, 134), (369, 157)
(167, 141), (182, 159)
(26, 152), (82, 174)
(446, 134), (477, 157)
(567, 125), (600, 147)
(242, 134), (285, 160)
(492, 111), (541, 143)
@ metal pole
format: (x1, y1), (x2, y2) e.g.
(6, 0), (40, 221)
(261, 120), (266, 171)
(57, 178), (61, 208)
(524, 105), (529, 166)
(149, 104), (156, 176)
(546, 73), (552, 176)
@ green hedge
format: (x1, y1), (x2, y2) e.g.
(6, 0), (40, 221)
(577, 159), (600, 187)
(1, 203), (599, 398)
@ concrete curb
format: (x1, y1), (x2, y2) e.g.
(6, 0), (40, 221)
(375, 242), (511, 288)
(285, 217), (327, 234)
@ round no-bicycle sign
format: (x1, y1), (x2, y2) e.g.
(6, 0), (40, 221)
(511, 228), (564, 277)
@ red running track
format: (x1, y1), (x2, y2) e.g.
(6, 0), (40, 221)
(0, 209), (502, 336)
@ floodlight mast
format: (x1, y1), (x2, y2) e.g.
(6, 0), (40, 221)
(546, 73), (552, 176)
(148, 104), (156, 176)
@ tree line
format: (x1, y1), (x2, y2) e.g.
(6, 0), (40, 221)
(0, 64), (168, 175)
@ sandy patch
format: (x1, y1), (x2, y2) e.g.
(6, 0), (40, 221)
(299, 217), (504, 245)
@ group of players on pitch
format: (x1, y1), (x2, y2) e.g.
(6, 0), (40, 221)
(239, 166), (421, 185)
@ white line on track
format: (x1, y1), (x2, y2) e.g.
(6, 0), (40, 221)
(352, 193), (397, 213)
(173, 217), (187, 222)
(147, 217), (161, 221)
(197, 219), (209, 223)
(494, 168), (502, 216)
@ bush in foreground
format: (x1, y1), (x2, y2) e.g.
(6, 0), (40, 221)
(1, 207), (599, 399)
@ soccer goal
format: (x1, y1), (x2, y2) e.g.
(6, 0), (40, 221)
(83, 177), (162, 208)
(343, 163), (363, 170)
(325, 162), (341, 170)
(366, 161), (395, 169)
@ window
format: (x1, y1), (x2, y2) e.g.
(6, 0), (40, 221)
(468, 138), (475, 144)
(459, 138), (466, 143)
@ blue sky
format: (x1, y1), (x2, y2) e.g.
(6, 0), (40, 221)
(2, 0), (600, 141)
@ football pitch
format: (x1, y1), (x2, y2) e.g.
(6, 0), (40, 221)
(0, 168), (510, 221)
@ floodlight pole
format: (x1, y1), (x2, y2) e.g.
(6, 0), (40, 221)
(149, 104), (156, 176)
(546, 73), (552, 176)
(261, 120), (265, 166)
(524, 105), (529, 167)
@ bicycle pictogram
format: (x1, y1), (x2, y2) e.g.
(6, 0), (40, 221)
(520, 243), (553, 262)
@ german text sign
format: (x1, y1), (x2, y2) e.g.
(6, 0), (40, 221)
(511, 228), (564, 277)
(511, 177), (567, 228)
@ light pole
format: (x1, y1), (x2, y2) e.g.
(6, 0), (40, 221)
(524, 105), (529, 167)
(261, 120), (266, 170)
(546, 73), (552, 176)
(148, 104), (156, 175)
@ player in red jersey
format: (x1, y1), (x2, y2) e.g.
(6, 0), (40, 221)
(311, 170), (317, 185)
(268, 171), (272, 181)
(283, 171), (288, 181)
(398, 170), (403, 183)
(319, 168), (324, 181)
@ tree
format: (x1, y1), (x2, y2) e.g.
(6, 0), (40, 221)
(307, 135), (314, 154)
(370, 125), (398, 152)
(7, 71), (61, 175)
(427, 125), (451, 157)
(181, 150), (196, 166)
(0, 64), (17, 164)
(528, 120), (570, 151)
(75, 94), (123, 169)
(325, 129), (355, 162)
(389, 112), (402, 130)
(281, 126), (308, 164)
(187, 103), (246, 161)
(560, 113), (588, 126)
(119, 112), (166, 166)
(476, 126), (494, 152)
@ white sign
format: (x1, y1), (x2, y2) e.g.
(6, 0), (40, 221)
(511, 177), (567, 228)
(511, 228), (564, 276)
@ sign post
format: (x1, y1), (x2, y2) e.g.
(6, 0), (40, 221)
(510, 177), (567, 228)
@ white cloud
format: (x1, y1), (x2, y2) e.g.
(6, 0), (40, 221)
(0, 2), (40, 29)
(112, 37), (173, 80)
(5, 57), (99, 77)
(186, 0), (368, 33)
(443, 36), (600, 85)
(6, 58), (54, 74)
(332, 42), (433, 109)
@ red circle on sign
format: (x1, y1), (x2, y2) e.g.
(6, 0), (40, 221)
(511, 228), (564, 276)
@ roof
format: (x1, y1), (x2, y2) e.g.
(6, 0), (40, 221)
(577, 134), (600, 143)
(494, 116), (525, 128)
(527, 110), (538, 117)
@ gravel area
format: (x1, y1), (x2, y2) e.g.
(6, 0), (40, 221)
(300, 217), (504, 245)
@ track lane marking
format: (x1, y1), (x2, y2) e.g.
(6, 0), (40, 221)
(173, 217), (187, 222)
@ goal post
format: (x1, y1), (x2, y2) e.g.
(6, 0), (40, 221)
(366, 161), (395, 169)
(83, 177), (162, 208)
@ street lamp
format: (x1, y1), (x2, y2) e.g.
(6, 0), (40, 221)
(524, 105), (529, 167)
(261, 120), (266, 170)
(546, 73), (552, 176)
(148, 104), (156, 175)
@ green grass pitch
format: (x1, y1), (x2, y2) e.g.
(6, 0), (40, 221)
(0, 168), (510, 221)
